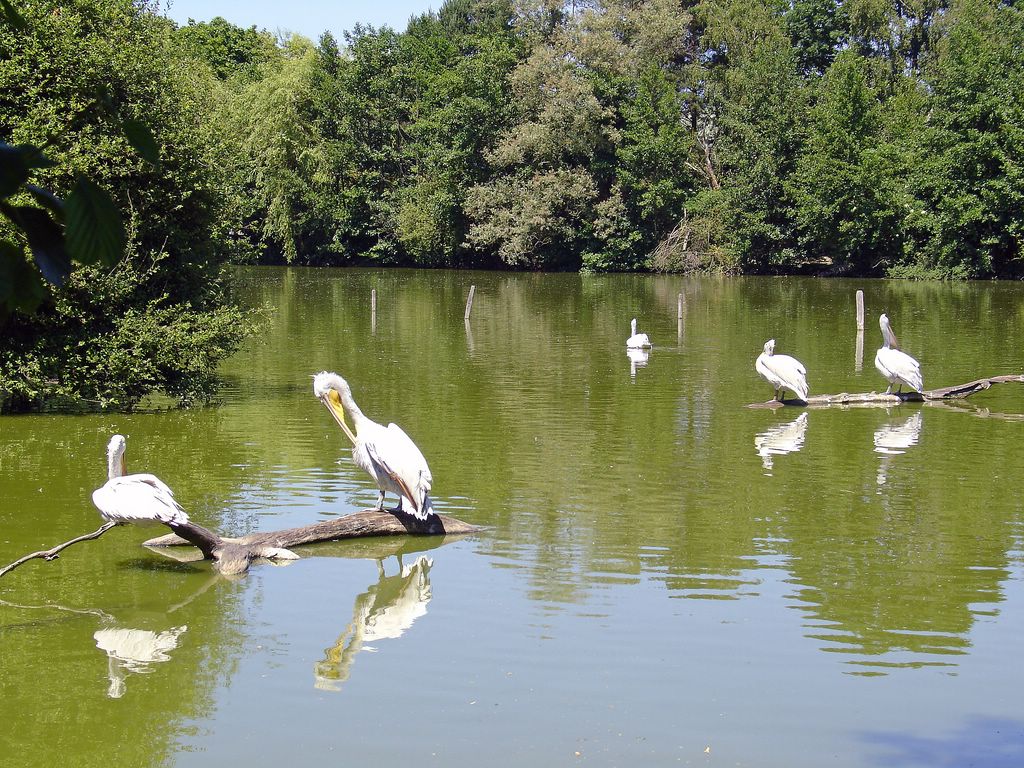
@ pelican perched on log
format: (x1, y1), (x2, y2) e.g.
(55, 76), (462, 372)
(313, 372), (434, 520)
(755, 339), (809, 402)
(875, 313), (923, 394)
(626, 318), (652, 349)
(92, 435), (189, 527)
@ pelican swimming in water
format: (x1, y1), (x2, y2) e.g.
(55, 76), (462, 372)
(626, 318), (652, 349)
(91, 435), (190, 527)
(874, 313), (923, 394)
(313, 372), (434, 520)
(755, 339), (809, 402)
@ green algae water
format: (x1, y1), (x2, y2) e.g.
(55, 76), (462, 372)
(2, 268), (1023, 767)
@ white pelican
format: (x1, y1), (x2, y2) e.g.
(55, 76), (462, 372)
(313, 372), (434, 520)
(91, 435), (189, 527)
(874, 313), (923, 394)
(626, 318), (652, 349)
(755, 339), (809, 402)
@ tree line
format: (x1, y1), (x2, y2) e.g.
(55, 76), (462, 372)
(195, 0), (1022, 278)
(1, 0), (1021, 411)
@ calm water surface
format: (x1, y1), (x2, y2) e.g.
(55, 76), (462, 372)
(2, 268), (1023, 767)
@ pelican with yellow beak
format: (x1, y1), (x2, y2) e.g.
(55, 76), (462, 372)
(313, 372), (434, 520)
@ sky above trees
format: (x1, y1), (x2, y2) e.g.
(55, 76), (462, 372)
(164, 0), (432, 40)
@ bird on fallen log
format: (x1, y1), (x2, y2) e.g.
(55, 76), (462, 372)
(626, 318), (652, 349)
(313, 372), (435, 520)
(755, 339), (809, 402)
(92, 435), (190, 527)
(874, 313), (923, 394)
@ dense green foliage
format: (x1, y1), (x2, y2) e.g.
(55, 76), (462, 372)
(184, 0), (1021, 277)
(0, 0), (251, 411)
(2, 0), (1022, 408)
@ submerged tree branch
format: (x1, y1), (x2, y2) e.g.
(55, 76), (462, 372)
(147, 510), (481, 574)
(0, 522), (119, 578)
(748, 374), (1024, 408)
(145, 509), (480, 549)
(2, 509), (481, 579)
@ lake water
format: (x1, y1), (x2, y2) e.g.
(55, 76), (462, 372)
(2, 268), (1023, 767)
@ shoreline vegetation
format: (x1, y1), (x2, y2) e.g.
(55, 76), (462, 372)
(2, 0), (1022, 413)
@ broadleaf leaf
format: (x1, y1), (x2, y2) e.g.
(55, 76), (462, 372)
(66, 176), (126, 267)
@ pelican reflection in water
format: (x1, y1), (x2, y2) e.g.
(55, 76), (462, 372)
(315, 555), (434, 691)
(626, 347), (650, 380)
(875, 411), (923, 487)
(94, 625), (188, 698)
(755, 412), (809, 474)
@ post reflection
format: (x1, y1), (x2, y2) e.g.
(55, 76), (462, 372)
(754, 412), (808, 474)
(874, 411), (923, 487)
(626, 347), (650, 380)
(94, 625), (188, 698)
(464, 318), (475, 355)
(315, 555), (434, 692)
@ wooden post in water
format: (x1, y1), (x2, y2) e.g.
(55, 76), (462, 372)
(854, 289), (865, 369)
(677, 292), (685, 343)
(371, 288), (377, 334)
(464, 285), (476, 321)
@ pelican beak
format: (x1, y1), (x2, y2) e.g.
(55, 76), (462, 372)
(320, 390), (356, 444)
(119, 454), (127, 476)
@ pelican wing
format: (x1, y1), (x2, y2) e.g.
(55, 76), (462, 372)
(875, 347), (923, 391)
(758, 353), (809, 400)
(92, 474), (189, 527)
(364, 424), (432, 516)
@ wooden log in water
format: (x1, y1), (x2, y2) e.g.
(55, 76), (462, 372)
(144, 510), (482, 574)
(747, 374), (1024, 408)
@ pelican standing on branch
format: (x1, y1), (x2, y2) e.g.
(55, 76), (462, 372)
(313, 372), (434, 520)
(875, 313), (923, 394)
(756, 339), (809, 402)
(91, 435), (190, 527)
(626, 318), (652, 349)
